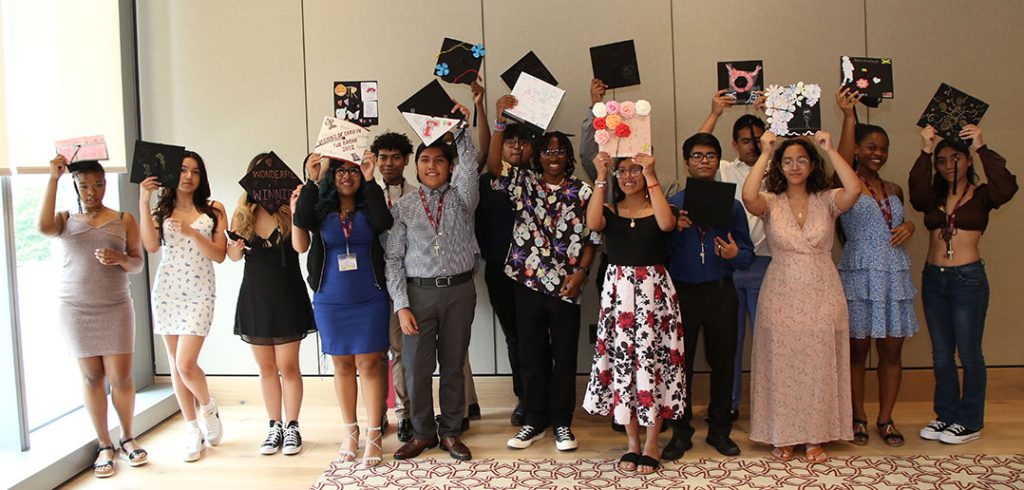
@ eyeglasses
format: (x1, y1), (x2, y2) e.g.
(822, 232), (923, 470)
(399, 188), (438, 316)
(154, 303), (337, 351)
(613, 166), (644, 178)
(503, 139), (526, 148)
(688, 152), (719, 163)
(541, 148), (568, 157)
(781, 157), (810, 168)
(336, 167), (361, 175)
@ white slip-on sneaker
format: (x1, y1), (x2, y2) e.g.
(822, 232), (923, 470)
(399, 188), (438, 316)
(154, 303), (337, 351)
(201, 398), (224, 447)
(183, 426), (205, 462)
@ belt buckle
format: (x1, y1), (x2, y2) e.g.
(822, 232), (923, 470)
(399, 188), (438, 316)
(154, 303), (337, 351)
(434, 276), (452, 288)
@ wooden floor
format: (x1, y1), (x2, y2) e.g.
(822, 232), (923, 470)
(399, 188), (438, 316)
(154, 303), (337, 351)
(62, 368), (1024, 489)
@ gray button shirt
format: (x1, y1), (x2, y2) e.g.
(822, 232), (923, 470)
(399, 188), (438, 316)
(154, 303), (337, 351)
(385, 128), (479, 311)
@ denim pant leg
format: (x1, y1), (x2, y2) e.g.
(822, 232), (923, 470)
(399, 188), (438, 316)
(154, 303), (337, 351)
(949, 263), (990, 430)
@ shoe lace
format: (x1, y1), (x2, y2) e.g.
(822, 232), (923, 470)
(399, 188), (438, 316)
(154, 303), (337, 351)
(555, 426), (574, 440)
(283, 426), (301, 447)
(946, 423), (966, 434)
(262, 427), (283, 447)
(516, 425), (537, 439)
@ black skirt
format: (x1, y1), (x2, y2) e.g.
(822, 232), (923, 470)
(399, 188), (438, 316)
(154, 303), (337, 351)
(234, 231), (316, 345)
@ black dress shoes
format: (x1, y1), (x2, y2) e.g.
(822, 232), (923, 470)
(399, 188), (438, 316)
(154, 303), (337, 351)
(396, 418), (413, 443)
(706, 433), (741, 456)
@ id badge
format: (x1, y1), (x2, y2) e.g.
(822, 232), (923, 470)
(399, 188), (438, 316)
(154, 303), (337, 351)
(338, 253), (358, 272)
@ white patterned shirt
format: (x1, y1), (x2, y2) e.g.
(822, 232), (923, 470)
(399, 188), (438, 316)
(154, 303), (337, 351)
(716, 158), (770, 256)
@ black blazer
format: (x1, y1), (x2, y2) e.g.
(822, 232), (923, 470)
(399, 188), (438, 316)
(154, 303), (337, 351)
(292, 179), (393, 292)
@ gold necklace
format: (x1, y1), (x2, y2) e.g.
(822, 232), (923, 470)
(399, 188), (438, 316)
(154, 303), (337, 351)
(621, 199), (649, 228)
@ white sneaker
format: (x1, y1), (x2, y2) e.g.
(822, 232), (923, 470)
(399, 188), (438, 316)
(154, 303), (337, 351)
(920, 420), (950, 440)
(938, 423), (981, 444)
(183, 427), (204, 462)
(507, 425), (544, 449)
(201, 398), (224, 446)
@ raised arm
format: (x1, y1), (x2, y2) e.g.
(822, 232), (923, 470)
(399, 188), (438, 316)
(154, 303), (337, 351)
(697, 89), (736, 134)
(586, 151), (612, 232)
(818, 130), (861, 213)
(636, 153), (675, 231)
(38, 155), (68, 237)
(472, 81), (490, 168)
(450, 105), (480, 211)
(960, 125), (1018, 207)
(579, 79), (607, 181)
(834, 87), (861, 167)
(908, 125), (939, 212)
(138, 176), (162, 253)
(486, 95), (517, 176)
(742, 131), (777, 216)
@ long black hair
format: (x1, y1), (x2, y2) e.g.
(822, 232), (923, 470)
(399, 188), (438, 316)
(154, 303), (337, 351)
(532, 132), (576, 178)
(766, 138), (829, 194)
(932, 139), (978, 197)
(69, 161), (105, 213)
(314, 158), (367, 222)
(153, 150), (219, 242)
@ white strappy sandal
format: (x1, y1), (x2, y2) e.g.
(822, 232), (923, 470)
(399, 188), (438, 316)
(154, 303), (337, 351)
(338, 422), (359, 462)
(357, 425), (384, 469)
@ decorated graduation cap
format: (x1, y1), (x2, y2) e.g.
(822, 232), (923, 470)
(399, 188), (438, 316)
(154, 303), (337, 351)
(763, 82), (823, 136)
(334, 81), (379, 127)
(434, 37), (484, 85)
(917, 83), (988, 146)
(315, 116), (371, 164)
(503, 72), (565, 133)
(683, 178), (736, 229)
(840, 56), (893, 108)
(501, 51), (558, 90)
(130, 140), (186, 188)
(590, 40), (640, 89)
(56, 135), (109, 171)
(398, 80), (463, 145)
(238, 151), (302, 214)
(591, 99), (652, 157)
(717, 60), (764, 105)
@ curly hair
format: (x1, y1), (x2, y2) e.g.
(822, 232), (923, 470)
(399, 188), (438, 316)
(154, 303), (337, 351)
(532, 132), (576, 178)
(232, 153), (294, 241)
(152, 150), (220, 242)
(765, 138), (829, 194)
(371, 132), (414, 156)
(314, 158), (367, 222)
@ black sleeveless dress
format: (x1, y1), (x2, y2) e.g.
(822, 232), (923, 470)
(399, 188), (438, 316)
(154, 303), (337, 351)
(234, 229), (316, 345)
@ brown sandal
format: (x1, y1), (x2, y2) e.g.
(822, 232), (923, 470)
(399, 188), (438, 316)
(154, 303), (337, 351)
(877, 420), (905, 447)
(852, 419), (869, 446)
(770, 445), (795, 462)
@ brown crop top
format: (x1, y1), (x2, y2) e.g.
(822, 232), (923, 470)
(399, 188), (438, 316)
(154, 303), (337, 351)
(908, 146), (1018, 231)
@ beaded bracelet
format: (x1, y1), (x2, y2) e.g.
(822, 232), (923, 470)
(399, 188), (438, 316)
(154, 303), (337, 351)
(494, 120), (507, 131)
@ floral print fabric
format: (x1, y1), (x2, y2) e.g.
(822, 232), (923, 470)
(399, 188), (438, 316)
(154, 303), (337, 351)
(583, 264), (686, 426)
(493, 167), (600, 304)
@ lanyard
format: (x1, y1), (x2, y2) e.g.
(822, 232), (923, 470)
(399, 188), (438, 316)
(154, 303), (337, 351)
(859, 175), (894, 230)
(941, 185), (972, 258)
(385, 181), (405, 209)
(419, 187), (448, 255)
(697, 226), (710, 265)
(339, 211), (354, 255)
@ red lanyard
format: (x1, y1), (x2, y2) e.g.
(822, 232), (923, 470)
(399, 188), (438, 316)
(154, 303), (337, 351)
(385, 182), (405, 209)
(340, 211), (354, 254)
(419, 187), (447, 235)
(941, 185), (972, 243)
(859, 175), (894, 230)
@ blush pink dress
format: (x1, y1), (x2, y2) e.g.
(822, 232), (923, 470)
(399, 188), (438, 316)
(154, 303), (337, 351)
(749, 189), (853, 446)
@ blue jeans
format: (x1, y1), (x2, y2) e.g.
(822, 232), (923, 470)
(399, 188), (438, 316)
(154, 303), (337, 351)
(921, 261), (989, 431)
(731, 255), (770, 411)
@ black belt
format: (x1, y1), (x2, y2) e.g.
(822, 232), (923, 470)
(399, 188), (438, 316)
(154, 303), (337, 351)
(408, 271), (473, 288)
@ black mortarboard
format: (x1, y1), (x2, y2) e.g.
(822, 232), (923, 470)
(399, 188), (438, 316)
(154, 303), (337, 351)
(238, 151), (302, 214)
(917, 83), (989, 146)
(130, 140), (186, 188)
(501, 51), (558, 90)
(717, 60), (764, 105)
(683, 178), (736, 229)
(397, 80), (463, 120)
(590, 40), (640, 89)
(840, 56), (893, 107)
(434, 37), (483, 85)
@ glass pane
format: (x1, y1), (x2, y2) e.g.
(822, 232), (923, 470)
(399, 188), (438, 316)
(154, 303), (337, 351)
(12, 173), (121, 430)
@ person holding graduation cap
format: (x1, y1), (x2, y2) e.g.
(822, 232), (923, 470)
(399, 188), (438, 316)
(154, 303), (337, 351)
(582, 150), (685, 474)
(489, 95), (599, 453)
(742, 130), (861, 463)
(661, 133), (754, 460)
(139, 150), (228, 462)
(228, 153), (316, 456)
(39, 155), (148, 477)
(387, 102), (479, 462)
(697, 90), (771, 423)
(291, 148), (393, 468)
(910, 124), (1017, 444)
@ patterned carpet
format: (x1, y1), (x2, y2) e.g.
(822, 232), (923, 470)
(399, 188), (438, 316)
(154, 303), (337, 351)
(311, 454), (1024, 489)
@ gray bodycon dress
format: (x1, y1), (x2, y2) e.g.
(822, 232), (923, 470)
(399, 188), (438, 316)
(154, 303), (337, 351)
(57, 213), (135, 358)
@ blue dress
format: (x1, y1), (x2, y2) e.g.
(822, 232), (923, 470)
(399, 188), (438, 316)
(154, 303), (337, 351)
(314, 211), (389, 355)
(838, 194), (919, 339)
